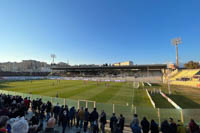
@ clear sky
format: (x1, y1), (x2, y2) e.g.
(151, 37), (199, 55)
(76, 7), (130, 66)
(0, 0), (200, 65)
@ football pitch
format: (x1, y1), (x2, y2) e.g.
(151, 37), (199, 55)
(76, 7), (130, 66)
(0, 79), (152, 107)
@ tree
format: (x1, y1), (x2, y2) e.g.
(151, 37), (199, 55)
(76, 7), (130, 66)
(184, 61), (200, 69)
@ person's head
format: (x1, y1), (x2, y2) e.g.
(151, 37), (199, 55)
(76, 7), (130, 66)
(169, 118), (173, 123)
(120, 114), (123, 118)
(0, 116), (9, 128)
(112, 113), (115, 116)
(46, 117), (56, 129)
(143, 117), (147, 120)
(85, 108), (88, 112)
(134, 114), (138, 118)
(12, 118), (29, 133)
(63, 111), (67, 116)
(151, 120), (155, 124)
(94, 108), (97, 111)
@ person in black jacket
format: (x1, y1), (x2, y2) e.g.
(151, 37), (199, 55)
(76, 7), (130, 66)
(100, 110), (107, 133)
(169, 118), (177, 133)
(110, 113), (118, 133)
(61, 111), (68, 133)
(141, 117), (150, 133)
(161, 120), (170, 133)
(84, 108), (90, 133)
(150, 120), (159, 133)
(90, 108), (99, 130)
(118, 114), (125, 133)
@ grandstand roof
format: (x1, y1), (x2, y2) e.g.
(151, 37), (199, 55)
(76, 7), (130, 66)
(51, 64), (167, 72)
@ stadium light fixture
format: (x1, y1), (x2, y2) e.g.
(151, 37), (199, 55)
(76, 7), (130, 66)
(171, 38), (182, 68)
(51, 54), (56, 64)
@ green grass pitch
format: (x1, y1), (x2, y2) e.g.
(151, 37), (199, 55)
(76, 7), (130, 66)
(0, 79), (152, 107)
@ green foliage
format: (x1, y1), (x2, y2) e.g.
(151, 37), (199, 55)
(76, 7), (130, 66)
(184, 61), (200, 69)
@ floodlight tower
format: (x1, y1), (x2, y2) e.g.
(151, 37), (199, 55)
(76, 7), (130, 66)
(172, 38), (182, 68)
(51, 54), (56, 64)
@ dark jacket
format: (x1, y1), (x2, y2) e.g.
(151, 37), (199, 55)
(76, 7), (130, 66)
(119, 117), (125, 131)
(43, 128), (59, 133)
(150, 121), (159, 133)
(169, 122), (177, 133)
(161, 120), (170, 133)
(100, 112), (107, 125)
(141, 118), (150, 133)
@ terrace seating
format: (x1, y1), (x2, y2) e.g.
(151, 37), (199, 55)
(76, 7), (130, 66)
(171, 69), (200, 81)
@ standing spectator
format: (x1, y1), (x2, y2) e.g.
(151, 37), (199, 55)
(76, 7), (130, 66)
(83, 108), (90, 133)
(169, 118), (177, 133)
(100, 110), (107, 133)
(131, 114), (139, 126)
(118, 114), (125, 133)
(110, 113), (118, 133)
(141, 117), (150, 133)
(69, 106), (75, 127)
(12, 117), (29, 133)
(0, 116), (9, 133)
(150, 120), (159, 133)
(130, 122), (141, 133)
(78, 107), (85, 129)
(44, 117), (59, 133)
(61, 111), (68, 133)
(189, 119), (199, 133)
(90, 108), (99, 130)
(177, 120), (186, 133)
(76, 109), (80, 128)
(53, 103), (60, 123)
(161, 120), (170, 133)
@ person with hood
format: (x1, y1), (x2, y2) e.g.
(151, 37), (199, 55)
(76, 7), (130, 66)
(0, 116), (9, 133)
(150, 120), (159, 133)
(189, 119), (199, 133)
(141, 117), (150, 133)
(110, 113), (118, 133)
(100, 110), (107, 133)
(161, 120), (170, 133)
(169, 118), (177, 133)
(177, 120), (186, 133)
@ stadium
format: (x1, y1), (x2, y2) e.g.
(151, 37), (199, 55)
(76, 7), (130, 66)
(1, 0), (200, 133)
(1, 60), (200, 132)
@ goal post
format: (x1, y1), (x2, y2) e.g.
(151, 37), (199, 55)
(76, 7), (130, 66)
(78, 100), (96, 111)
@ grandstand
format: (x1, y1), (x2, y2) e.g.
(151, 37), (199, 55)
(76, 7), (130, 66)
(169, 69), (200, 88)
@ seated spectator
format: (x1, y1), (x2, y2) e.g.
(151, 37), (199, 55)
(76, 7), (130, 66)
(0, 116), (9, 133)
(12, 117), (29, 133)
(44, 117), (59, 133)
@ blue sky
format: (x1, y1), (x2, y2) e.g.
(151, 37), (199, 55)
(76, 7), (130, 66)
(0, 0), (200, 65)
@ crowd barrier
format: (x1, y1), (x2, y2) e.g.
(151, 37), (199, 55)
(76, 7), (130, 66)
(0, 90), (200, 126)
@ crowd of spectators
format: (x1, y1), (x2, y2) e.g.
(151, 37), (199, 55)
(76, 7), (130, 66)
(0, 93), (200, 133)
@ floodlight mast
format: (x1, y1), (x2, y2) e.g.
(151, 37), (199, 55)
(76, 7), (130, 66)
(51, 54), (56, 64)
(172, 38), (182, 68)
